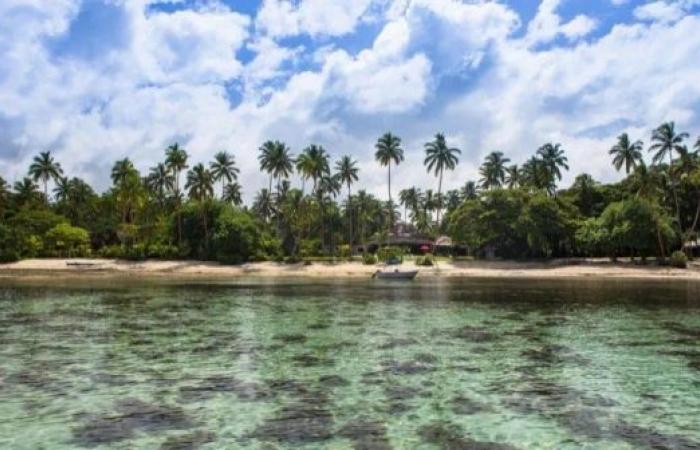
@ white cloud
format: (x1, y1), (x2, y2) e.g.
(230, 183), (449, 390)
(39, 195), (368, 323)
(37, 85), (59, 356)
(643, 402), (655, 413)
(256, 0), (375, 38)
(525, 0), (596, 46)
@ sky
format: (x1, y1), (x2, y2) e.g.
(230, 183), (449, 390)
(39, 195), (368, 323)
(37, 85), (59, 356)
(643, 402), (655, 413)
(1, 0), (700, 201)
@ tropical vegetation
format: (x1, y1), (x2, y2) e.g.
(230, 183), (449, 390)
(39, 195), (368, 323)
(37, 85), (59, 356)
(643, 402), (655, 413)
(1, 123), (699, 264)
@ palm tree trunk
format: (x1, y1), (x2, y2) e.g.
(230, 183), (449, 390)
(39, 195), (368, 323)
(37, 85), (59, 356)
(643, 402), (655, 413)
(669, 153), (682, 237)
(437, 168), (444, 223)
(43, 178), (48, 202)
(347, 184), (353, 247)
(388, 163), (392, 204)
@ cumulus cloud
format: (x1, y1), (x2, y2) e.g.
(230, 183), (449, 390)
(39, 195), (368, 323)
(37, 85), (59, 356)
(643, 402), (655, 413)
(1, 0), (700, 202)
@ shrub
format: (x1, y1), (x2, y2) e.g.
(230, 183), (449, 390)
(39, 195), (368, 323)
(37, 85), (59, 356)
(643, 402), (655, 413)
(362, 253), (378, 265)
(670, 251), (688, 269)
(338, 244), (351, 258)
(415, 253), (435, 266)
(45, 223), (91, 257)
(98, 245), (123, 258)
(146, 243), (180, 259)
(377, 246), (403, 262)
(213, 207), (262, 264)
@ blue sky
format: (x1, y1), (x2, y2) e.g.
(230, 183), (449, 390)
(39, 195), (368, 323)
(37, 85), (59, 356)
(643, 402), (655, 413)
(1, 0), (700, 199)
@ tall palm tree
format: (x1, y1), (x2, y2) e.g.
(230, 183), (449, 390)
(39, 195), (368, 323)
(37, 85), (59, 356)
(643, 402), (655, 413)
(28, 151), (63, 200)
(165, 143), (188, 194)
(424, 133), (461, 222)
(258, 140), (279, 192)
(522, 156), (556, 195)
(298, 145), (330, 193)
(186, 163), (215, 243)
(111, 158), (135, 186)
(399, 187), (419, 224)
(335, 155), (359, 245)
(269, 142), (294, 195)
(147, 163), (174, 206)
(505, 165), (520, 189)
(53, 176), (71, 203)
(649, 122), (689, 230)
(165, 143), (188, 246)
(210, 151), (239, 197)
(609, 133), (643, 174)
(374, 133), (404, 205)
(537, 143), (569, 181)
(254, 189), (275, 222)
(479, 151), (510, 189)
(223, 182), (243, 206)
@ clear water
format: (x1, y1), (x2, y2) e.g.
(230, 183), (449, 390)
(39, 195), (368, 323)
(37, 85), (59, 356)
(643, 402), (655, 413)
(1, 277), (699, 449)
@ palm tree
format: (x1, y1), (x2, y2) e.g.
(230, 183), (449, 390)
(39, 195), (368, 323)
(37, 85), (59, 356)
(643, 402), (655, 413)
(146, 163), (174, 206)
(111, 158), (135, 186)
(335, 155), (359, 245)
(210, 151), (239, 197)
(537, 143), (569, 181)
(223, 182), (243, 206)
(165, 143), (188, 194)
(165, 143), (188, 246)
(424, 133), (461, 222)
(609, 133), (643, 174)
(28, 151), (63, 200)
(186, 163), (215, 243)
(479, 151), (510, 189)
(649, 122), (689, 231)
(461, 181), (479, 200)
(317, 174), (341, 254)
(522, 156), (556, 195)
(53, 176), (71, 203)
(258, 140), (279, 192)
(253, 188), (274, 222)
(505, 165), (520, 189)
(298, 145), (330, 193)
(269, 142), (294, 195)
(13, 177), (40, 206)
(374, 133), (404, 205)
(399, 187), (419, 224)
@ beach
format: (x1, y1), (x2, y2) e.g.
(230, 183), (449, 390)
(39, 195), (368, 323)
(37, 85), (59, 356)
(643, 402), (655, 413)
(1, 258), (699, 281)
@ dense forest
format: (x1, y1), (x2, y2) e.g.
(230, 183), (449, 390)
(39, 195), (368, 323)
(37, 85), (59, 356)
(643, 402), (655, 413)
(1, 122), (699, 266)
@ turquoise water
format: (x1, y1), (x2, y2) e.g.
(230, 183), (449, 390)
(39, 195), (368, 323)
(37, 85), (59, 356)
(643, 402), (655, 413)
(0, 278), (699, 449)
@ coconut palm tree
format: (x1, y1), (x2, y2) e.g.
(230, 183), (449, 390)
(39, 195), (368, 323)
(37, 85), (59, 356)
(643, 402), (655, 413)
(146, 163), (174, 206)
(258, 140), (279, 192)
(460, 181), (479, 200)
(210, 151), (239, 197)
(479, 151), (510, 189)
(505, 165), (520, 189)
(649, 122), (689, 230)
(13, 177), (40, 206)
(28, 151), (63, 200)
(297, 145), (330, 193)
(424, 133), (461, 222)
(399, 187), (420, 224)
(521, 156), (556, 195)
(186, 163), (215, 243)
(165, 143), (188, 246)
(253, 189), (274, 223)
(537, 143), (569, 181)
(609, 133), (643, 174)
(165, 143), (188, 194)
(335, 155), (359, 245)
(268, 142), (294, 196)
(111, 158), (135, 186)
(374, 133), (404, 205)
(223, 182), (243, 206)
(53, 176), (71, 203)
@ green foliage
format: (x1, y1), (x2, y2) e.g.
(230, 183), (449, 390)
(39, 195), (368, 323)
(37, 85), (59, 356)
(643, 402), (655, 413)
(415, 253), (434, 266)
(377, 246), (403, 262)
(213, 206), (266, 264)
(0, 224), (21, 262)
(670, 251), (688, 268)
(362, 253), (378, 265)
(45, 223), (91, 257)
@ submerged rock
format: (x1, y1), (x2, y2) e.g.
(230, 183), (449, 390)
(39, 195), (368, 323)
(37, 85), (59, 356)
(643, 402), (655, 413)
(339, 420), (392, 450)
(247, 397), (334, 444)
(159, 430), (216, 450)
(418, 421), (518, 450)
(71, 398), (193, 447)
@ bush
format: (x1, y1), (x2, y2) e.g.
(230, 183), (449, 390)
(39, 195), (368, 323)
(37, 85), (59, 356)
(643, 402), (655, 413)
(377, 246), (403, 262)
(362, 253), (378, 265)
(670, 251), (688, 269)
(146, 243), (180, 259)
(45, 223), (91, 257)
(415, 253), (435, 266)
(213, 207), (263, 264)
(98, 245), (123, 258)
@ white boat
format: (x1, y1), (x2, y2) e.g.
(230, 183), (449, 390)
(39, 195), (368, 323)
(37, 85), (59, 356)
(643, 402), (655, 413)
(373, 268), (418, 280)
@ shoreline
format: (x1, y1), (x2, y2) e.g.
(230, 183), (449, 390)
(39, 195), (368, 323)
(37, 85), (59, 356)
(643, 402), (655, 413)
(1, 258), (700, 282)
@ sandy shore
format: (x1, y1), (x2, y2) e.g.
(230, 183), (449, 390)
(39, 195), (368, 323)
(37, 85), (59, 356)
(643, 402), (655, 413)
(1, 258), (700, 281)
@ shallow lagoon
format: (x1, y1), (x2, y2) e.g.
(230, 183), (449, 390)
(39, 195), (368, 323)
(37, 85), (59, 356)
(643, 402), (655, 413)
(1, 277), (699, 449)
